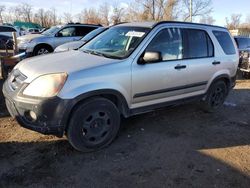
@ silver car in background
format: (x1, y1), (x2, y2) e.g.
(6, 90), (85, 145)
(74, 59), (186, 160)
(54, 27), (108, 53)
(17, 23), (101, 56)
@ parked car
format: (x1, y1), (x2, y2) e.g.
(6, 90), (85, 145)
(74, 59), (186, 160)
(234, 36), (250, 78)
(54, 27), (108, 53)
(17, 23), (102, 56)
(26, 28), (41, 34)
(0, 34), (13, 49)
(0, 25), (21, 37)
(3, 21), (239, 152)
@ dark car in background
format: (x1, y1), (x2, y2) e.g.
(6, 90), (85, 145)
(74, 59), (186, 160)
(234, 36), (250, 78)
(0, 34), (13, 50)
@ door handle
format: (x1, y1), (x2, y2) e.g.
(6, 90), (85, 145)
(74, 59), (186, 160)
(175, 65), (186, 70)
(212, 61), (221, 65)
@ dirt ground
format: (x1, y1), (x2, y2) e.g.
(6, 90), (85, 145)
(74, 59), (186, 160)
(0, 79), (249, 188)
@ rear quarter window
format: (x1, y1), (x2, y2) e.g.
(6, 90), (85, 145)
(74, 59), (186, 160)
(213, 30), (236, 55)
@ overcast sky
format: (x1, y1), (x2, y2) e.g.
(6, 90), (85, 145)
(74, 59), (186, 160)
(2, 0), (250, 26)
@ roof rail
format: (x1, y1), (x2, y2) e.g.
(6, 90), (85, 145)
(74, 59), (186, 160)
(66, 23), (102, 27)
(153, 21), (226, 30)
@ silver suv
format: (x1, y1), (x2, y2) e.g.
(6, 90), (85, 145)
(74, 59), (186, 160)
(3, 22), (239, 152)
(17, 23), (101, 56)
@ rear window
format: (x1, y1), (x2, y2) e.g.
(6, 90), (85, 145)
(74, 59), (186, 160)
(183, 29), (214, 59)
(213, 31), (236, 55)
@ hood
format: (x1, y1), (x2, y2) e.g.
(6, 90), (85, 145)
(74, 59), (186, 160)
(17, 34), (44, 41)
(54, 40), (86, 52)
(15, 50), (121, 83)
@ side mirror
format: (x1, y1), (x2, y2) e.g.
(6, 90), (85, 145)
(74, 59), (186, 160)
(56, 32), (63, 37)
(138, 51), (162, 65)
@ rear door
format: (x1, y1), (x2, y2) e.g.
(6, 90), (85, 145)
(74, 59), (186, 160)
(181, 28), (216, 94)
(76, 26), (98, 37)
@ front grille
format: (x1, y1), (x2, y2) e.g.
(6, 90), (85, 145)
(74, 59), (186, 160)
(8, 69), (27, 91)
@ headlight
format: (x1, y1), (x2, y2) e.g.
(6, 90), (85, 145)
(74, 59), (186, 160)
(23, 73), (67, 98)
(20, 39), (33, 44)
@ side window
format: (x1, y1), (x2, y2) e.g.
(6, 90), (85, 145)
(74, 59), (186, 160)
(76, 26), (97, 37)
(183, 29), (214, 59)
(213, 30), (236, 55)
(58, 27), (76, 37)
(146, 28), (183, 61)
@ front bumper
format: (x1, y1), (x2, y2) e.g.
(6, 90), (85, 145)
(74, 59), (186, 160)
(2, 80), (72, 137)
(18, 43), (35, 57)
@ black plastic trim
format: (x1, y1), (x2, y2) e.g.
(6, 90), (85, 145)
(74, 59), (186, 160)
(134, 81), (208, 98)
(130, 94), (204, 115)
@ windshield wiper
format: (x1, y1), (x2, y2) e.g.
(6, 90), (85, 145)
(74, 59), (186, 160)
(82, 50), (121, 59)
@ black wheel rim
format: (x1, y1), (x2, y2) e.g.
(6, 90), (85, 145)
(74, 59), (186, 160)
(81, 111), (112, 146)
(210, 86), (225, 108)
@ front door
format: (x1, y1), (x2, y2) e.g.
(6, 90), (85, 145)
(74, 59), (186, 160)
(131, 27), (190, 109)
(53, 26), (81, 48)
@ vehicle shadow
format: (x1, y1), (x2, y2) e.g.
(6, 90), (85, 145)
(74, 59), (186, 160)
(0, 87), (249, 187)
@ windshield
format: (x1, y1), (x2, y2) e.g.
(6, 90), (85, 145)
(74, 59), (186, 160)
(42, 26), (61, 36)
(81, 27), (107, 42)
(80, 26), (150, 59)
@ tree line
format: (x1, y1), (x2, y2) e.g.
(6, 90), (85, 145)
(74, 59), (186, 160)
(0, 0), (249, 29)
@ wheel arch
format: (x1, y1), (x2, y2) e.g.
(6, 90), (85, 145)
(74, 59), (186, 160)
(207, 74), (231, 95)
(64, 89), (130, 131)
(33, 43), (54, 54)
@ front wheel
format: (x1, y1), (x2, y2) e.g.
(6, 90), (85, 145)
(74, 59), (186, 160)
(33, 45), (52, 56)
(67, 97), (121, 152)
(201, 81), (228, 113)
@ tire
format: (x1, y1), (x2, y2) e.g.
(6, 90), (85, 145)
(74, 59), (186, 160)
(33, 45), (52, 56)
(67, 97), (121, 152)
(201, 80), (228, 113)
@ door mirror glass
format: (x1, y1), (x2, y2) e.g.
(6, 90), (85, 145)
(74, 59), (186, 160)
(139, 51), (162, 64)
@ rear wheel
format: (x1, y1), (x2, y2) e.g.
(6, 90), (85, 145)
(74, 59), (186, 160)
(67, 97), (121, 152)
(201, 81), (228, 112)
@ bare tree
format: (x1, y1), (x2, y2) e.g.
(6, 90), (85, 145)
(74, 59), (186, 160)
(10, 6), (23, 21)
(126, 0), (179, 22)
(64, 12), (73, 23)
(0, 5), (5, 23)
(82, 8), (101, 24)
(111, 4), (125, 24)
(99, 3), (110, 26)
(226, 14), (242, 29)
(20, 3), (33, 22)
(199, 15), (215, 25)
(181, 0), (212, 21)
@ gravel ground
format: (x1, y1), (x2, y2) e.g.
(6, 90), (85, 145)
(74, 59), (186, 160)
(0, 79), (249, 188)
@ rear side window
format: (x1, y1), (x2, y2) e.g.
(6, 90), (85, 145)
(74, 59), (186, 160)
(183, 29), (214, 59)
(76, 26), (97, 37)
(213, 31), (236, 55)
(0, 26), (16, 32)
